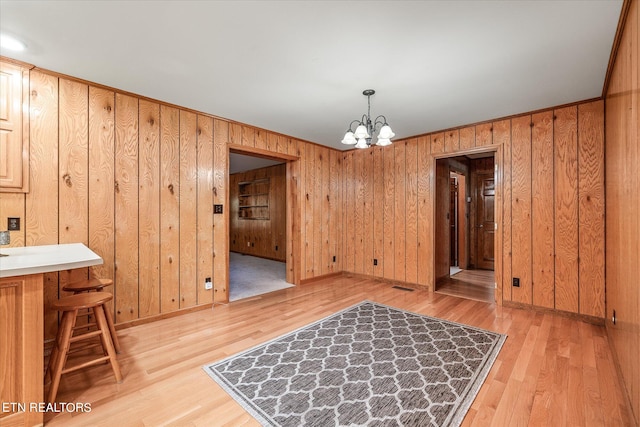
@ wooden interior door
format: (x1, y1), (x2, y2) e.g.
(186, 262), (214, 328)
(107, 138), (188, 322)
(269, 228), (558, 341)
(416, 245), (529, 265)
(449, 177), (458, 266)
(476, 172), (495, 270)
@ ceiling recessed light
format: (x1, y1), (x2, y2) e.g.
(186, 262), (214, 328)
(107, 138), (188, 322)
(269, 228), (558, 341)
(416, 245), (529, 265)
(1, 34), (26, 51)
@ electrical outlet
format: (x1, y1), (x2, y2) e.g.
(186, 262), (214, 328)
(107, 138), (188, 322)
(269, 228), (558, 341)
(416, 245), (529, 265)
(275, 245), (278, 251)
(512, 277), (520, 287)
(612, 309), (616, 325)
(8, 217), (20, 231)
(373, 259), (378, 266)
(332, 256), (336, 262)
(205, 277), (212, 290)
(247, 242), (251, 247)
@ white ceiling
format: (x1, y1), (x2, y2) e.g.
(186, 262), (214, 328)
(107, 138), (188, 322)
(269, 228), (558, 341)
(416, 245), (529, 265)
(0, 1), (622, 153)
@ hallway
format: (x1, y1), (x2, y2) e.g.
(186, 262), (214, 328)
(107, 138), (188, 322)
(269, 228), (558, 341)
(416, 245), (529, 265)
(436, 269), (494, 303)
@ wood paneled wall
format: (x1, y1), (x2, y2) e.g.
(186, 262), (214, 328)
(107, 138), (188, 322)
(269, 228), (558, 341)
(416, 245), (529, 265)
(341, 99), (605, 320)
(0, 63), (350, 337)
(229, 164), (287, 261)
(605, 0), (640, 423)
(0, 65), (344, 340)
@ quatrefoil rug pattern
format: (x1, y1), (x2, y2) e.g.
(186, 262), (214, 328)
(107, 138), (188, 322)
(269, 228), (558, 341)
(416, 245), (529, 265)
(204, 301), (506, 427)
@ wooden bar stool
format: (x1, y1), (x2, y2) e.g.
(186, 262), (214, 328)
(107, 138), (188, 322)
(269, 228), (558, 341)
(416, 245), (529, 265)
(46, 292), (123, 404)
(62, 278), (120, 353)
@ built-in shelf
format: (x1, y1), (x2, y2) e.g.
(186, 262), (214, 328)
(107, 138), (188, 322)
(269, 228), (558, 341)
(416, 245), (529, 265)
(238, 178), (270, 220)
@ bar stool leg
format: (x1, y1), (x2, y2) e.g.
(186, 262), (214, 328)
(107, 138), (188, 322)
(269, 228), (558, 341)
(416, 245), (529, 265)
(102, 302), (121, 353)
(47, 310), (77, 404)
(93, 304), (122, 382)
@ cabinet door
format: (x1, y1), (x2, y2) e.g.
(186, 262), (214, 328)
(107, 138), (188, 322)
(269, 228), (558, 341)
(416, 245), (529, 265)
(0, 61), (29, 192)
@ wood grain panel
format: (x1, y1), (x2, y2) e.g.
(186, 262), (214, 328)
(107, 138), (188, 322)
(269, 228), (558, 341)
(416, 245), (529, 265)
(196, 115), (214, 305)
(288, 150), (302, 285)
(268, 163), (288, 262)
(297, 140), (306, 280)
(510, 115), (532, 304)
(605, 22), (629, 382)
(493, 119), (511, 303)
(431, 132), (445, 155)
(417, 136), (431, 289)
(445, 130), (460, 153)
(114, 93), (139, 323)
(314, 146), (324, 276)
(179, 111), (198, 308)
(329, 149), (342, 273)
(138, 100), (160, 317)
(394, 143), (406, 282)
(266, 132), (277, 152)
(160, 105), (180, 312)
(58, 78), (88, 248)
(27, 71), (59, 340)
(460, 126), (476, 151)
(213, 119), (229, 302)
(353, 150), (364, 274)
(321, 147), (331, 275)
(229, 123), (242, 145)
(343, 152), (354, 273)
(554, 106), (579, 313)
(88, 87), (115, 285)
(405, 139), (418, 284)
(241, 125), (255, 148)
(578, 101), (605, 318)
(476, 123), (493, 147)
(277, 135), (289, 155)
(254, 129), (266, 150)
(383, 146), (395, 279)
(362, 149), (373, 276)
(289, 138), (300, 159)
(372, 147), (384, 276)
(58, 79), (89, 294)
(531, 111), (554, 309)
(604, 1), (639, 421)
(303, 143), (315, 278)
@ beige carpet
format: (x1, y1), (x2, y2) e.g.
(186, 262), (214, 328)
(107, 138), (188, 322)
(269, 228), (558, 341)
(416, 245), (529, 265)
(229, 252), (293, 301)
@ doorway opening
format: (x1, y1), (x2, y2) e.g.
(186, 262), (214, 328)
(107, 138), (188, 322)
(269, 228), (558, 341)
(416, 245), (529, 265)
(228, 150), (293, 301)
(435, 152), (495, 303)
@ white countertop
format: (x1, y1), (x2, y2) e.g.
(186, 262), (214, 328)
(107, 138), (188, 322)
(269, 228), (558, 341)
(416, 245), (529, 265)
(0, 243), (103, 278)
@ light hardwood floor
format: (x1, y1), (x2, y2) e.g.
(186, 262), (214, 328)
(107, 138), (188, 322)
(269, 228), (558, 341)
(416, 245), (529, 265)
(44, 274), (632, 426)
(437, 269), (495, 303)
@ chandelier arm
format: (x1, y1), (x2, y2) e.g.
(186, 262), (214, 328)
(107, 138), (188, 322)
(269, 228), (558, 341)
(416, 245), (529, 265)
(374, 115), (389, 128)
(347, 119), (362, 132)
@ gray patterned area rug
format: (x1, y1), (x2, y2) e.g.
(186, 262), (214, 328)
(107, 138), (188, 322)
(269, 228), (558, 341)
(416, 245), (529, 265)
(203, 301), (506, 427)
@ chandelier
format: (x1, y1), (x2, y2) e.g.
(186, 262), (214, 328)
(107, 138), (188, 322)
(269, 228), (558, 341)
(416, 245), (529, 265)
(341, 89), (395, 149)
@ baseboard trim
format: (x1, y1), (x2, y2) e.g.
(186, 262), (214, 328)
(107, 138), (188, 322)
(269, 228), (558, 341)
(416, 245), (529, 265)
(300, 271), (344, 285)
(114, 303), (213, 330)
(502, 301), (605, 325)
(339, 272), (432, 293)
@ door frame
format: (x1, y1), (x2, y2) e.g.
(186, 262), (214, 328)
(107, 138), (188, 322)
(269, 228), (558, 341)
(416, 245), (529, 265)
(227, 143), (301, 295)
(430, 145), (503, 304)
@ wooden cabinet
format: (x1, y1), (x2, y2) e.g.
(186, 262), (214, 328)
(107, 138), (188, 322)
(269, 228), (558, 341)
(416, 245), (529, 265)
(238, 178), (270, 220)
(0, 60), (29, 193)
(0, 274), (43, 427)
